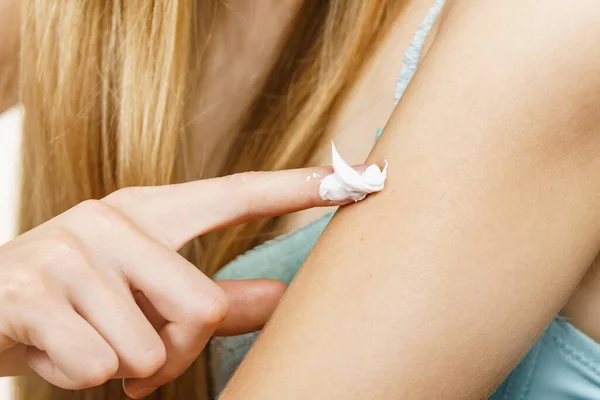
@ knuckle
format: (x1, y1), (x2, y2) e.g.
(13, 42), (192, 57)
(43, 228), (85, 260)
(181, 286), (229, 330)
(75, 199), (110, 216)
(77, 357), (118, 389)
(225, 172), (264, 216)
(72, 199), (123, 231)
(129, 345), (167, 378)
(206, 292), (230, 327)
(198, 289), (230, 329)
(38, 228), (93, 278)
(103, 186), (148, 207)
(0, 266), (51, 305)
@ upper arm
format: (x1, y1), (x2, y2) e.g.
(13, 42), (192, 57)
(0, 0), (20, 114)
(221, 1), (600, 399)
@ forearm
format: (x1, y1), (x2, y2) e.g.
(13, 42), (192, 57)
(220, 1), (600, 399)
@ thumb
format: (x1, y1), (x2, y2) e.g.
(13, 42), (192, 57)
(215, 279), (287, 336)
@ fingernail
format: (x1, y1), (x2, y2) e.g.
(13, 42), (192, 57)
(124, 381), (158, 399)
(327, 199), (355, 206)
(351, 164), (369, 173)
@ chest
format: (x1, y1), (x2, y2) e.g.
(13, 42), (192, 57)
(282, 1), (440, 232)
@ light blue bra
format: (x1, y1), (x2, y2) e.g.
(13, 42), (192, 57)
(209, 1), (600, 398)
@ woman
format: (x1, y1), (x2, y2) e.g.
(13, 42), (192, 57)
(2, 0), (600, 399)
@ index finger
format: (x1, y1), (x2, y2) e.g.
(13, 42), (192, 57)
(103, 166), (355, 249)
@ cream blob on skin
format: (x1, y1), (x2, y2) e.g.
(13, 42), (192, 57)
(317, 141), (388, 202)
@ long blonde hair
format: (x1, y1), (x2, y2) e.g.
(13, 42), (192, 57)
(16, 1), (406, 399)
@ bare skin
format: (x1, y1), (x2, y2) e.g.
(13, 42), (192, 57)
(218, 1), (600, 398)
(0, 166), (350, 397)
(185, 0), (306, 178)
(189, 0), (600, 347)
(284, 0), (441, 230)
(0, 0), (600, 398)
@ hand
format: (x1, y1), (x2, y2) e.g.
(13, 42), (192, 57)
(0, 167), (340, 397)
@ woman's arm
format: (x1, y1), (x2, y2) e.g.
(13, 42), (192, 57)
(220, 1), (600, 399)
(0, 0), (19, 114)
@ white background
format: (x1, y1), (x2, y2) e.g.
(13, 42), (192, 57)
(0, 106), (23, 400)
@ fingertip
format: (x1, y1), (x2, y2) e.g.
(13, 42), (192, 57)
(303, 164), (371, 207)
(123, 379), (158, 399)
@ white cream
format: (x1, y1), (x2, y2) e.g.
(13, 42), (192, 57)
(318, 141), (387, 202)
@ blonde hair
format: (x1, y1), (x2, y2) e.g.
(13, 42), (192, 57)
(16, 1), (405, 399)
(0, 0), (20, 114)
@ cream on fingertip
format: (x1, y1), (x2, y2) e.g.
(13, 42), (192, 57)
(317, 141), (387, 202)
